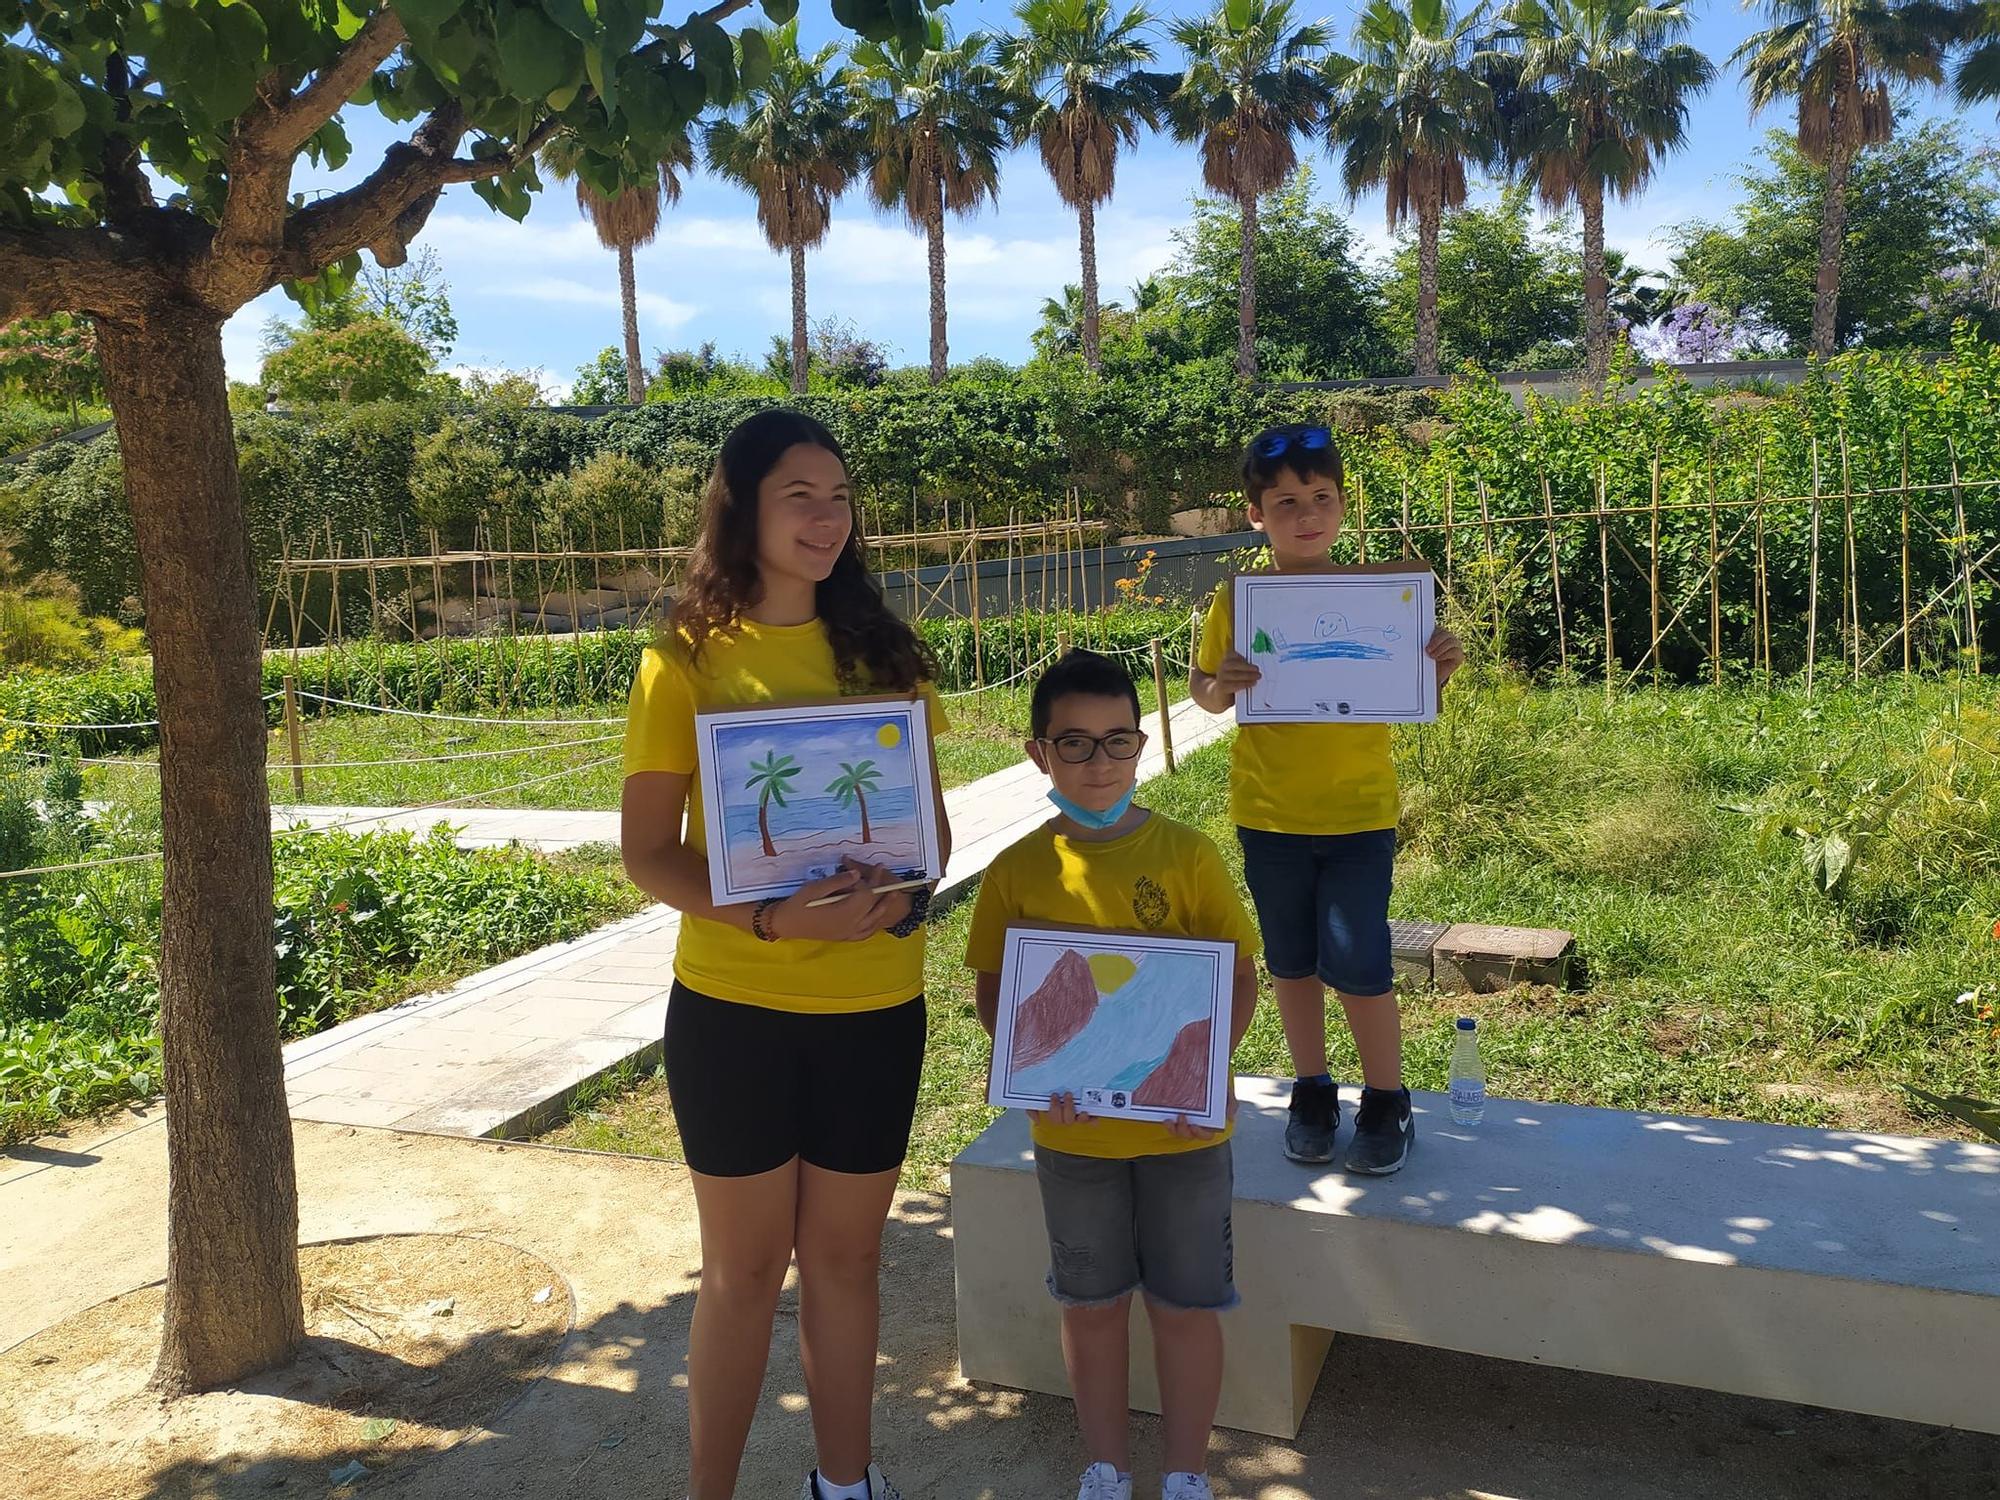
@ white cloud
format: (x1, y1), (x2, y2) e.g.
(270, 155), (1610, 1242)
(484, 276), (698, 330)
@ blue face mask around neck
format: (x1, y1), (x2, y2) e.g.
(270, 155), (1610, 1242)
(1047, 785), (1136, 831)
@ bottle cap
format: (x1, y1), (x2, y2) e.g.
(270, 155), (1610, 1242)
(1455, 1016), (1477, 1031)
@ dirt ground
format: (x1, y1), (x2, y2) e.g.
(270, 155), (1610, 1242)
(3, 1107), (1995, 1500)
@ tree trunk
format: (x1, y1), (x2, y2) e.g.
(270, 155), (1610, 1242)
(1079, 194), (1102, 372)
(927, 197), (948, 386)
(1415, 196), (1442, 378)
(857, 789), (872, 844)
(1237, 192), (1258, 380)
(1582, 178), (1610, 386)
(618, 240), (644, 404)
(1812, 142), (1852, 359)
(790, 240), (809, 397)
(759, 794), (776, 858)
(95, 302), (304, 1398)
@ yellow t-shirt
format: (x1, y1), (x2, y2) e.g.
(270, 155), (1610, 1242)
(1198, 582), (1398, 836)
(965, 811), (1261, 1160)
(621, 619), (947, 1013)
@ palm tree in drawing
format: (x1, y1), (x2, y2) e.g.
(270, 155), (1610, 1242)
(826, 760), (883, 844)
(746, 751), (801, 859)
(1251, 627), (1275, 655)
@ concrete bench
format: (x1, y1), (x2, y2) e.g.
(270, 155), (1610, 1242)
(951, 1077), (2000, 1438)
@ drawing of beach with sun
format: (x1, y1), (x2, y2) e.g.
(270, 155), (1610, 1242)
(990, 928), (1235, 1129)
(694, 698), (941, 905)
(1233, 569), (1438, 724)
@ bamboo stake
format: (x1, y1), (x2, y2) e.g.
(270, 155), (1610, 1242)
(362, 529), (387, 708)
(281, 673), (306, 802)
(1840, 429), (1858, 683)
(1400, 477), (1413, 559)
(1648, 452), (1662, 690)
(1806, 437), (1822, 697)
(1476, 475), (1501, 658)
(1151, 639), (1177, 774)
(969, 510), (985, 687)
(1900, 432), (1912, 675)
(1542, 470), (1569, 675)
(1444, 472), (1457, 596)
(1598, 463), (1614, 702)
(1707, 454), (1722, 686)
(1950, 438), (1980, 675)
(1354, 472), (1369, 564)
(1753, 461), (1771, 686)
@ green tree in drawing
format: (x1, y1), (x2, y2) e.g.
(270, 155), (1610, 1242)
(746, 751), (801, 859)
(1251, 627), (1275, 655)
(826, 760), (884, 843)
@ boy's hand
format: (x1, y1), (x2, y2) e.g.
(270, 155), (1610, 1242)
(1210, 650), (1262, 694)
(1426, 627), (1466, 687)
(1030, 1091), (1095, 1127)
(1164, 1078), (1236, 1140)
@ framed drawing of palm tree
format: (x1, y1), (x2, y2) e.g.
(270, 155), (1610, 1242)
(693, 697), (943, 905)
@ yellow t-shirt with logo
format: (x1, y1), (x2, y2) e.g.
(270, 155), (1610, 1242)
(1198, 582), (1398, 836)
(965, 811), (1260, 1160)
(621, 619), (947, 1013)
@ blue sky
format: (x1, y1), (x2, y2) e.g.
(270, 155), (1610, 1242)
(219, 0), (1963, 391)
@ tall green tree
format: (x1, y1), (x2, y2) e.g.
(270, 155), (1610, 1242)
(1160, 168), (1396, 376)
(1163, 0), (1332, 379)
(540, 130), (697, 405)
(1333, 0), (1505, 378)
(0, 0), (930, 1399)
(1668, 122), (2000, 350)
(707, 23), (865, 395)
(999, 0), (1160, 371)
(851, 22), (1011, 384)
(1735, 0), (1958, 357)
(1500, 0), (1712, 382)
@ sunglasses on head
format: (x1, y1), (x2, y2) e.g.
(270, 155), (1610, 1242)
(1252, 425), (1332, 460)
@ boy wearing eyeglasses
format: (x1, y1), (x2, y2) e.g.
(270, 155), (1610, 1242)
(1191, 424), (1465, 1176)
(966, 649), (1260, 1500)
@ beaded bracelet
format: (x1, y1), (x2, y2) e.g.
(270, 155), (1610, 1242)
(750, 897), (782, 943)
(887, 879), (932, 939)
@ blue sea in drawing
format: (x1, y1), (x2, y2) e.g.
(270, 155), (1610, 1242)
(1012, 952), (1216, 1098)
(721, 786), (920, 845)
(1259, 613), (1399, 663)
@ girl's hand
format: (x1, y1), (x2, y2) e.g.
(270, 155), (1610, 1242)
(1030, 1092), (1096, 1127)
(845, 860), (915, 937)
(1210, 650), (1263, 694)
(1426, 628), (1466, 687)
(767, 868), (896, 943)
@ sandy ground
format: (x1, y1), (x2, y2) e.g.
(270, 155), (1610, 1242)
(3, 1107), (1994, 1500)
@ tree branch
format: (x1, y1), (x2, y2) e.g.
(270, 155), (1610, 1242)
(202, 11), (409, 308)
(272, 102), (469, 284)
(102, 52), (159, 231)
(0, 223), (165, 326)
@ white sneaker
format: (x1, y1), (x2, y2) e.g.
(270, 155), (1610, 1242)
(1162, 1474), (1214, 1500)
(1076, 1461), (1133, 1500)
(800, 1463), (902, 1500)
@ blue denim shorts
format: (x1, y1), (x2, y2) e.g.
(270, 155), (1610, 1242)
(1236, 826), (1397, 996)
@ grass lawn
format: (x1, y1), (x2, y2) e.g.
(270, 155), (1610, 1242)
(77, 671), (1186, 813)
(541, 674), (2000, 1189)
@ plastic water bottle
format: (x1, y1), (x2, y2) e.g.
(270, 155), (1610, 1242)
(1449, 1017), (1486, 1126)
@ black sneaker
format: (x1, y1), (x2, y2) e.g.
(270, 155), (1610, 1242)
(1284, 1077), (1340, 1164)
(1345, 1086), (1414, 1175)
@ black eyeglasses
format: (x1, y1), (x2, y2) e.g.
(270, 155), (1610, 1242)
(1039, 730), (1148, 764)
(1252, 425), (1332, 460)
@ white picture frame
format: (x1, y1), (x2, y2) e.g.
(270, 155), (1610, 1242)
(988, 925), (1236, 1130)
(1232, 567), (1438, 724)
(693, 696), (942, 907)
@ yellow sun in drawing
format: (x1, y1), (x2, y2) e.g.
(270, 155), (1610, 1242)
(1400, 587), (1413, 602)
(1087, 953), (1137, 992)
(876, 722), (902, 748)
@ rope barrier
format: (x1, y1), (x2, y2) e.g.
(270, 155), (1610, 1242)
(293, 691), (625, 726)
(23, 733), (624, 773)
(0, 693), (284, 734)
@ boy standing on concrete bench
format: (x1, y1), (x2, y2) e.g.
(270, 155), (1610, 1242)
(967, 649), (1260, 1500)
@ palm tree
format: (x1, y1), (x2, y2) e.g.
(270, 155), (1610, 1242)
(826, 759), (884, 843)
(1735, 0), (1956, 357)
(746, 750), (801, 858)
(999, 0), (1160, 371)
(538, 134), (696, 404)
(851, 22), (1011, 384)
(1164, 0), (1333, 379)
(1333, 0), (1504, 379)
(1954, 0), (2000, 101)
(707, 25), (866, 396)
(1500, 0), (1713, 383)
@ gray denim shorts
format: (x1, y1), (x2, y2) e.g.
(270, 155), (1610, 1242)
(1032, 1141), (1238, 1311)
